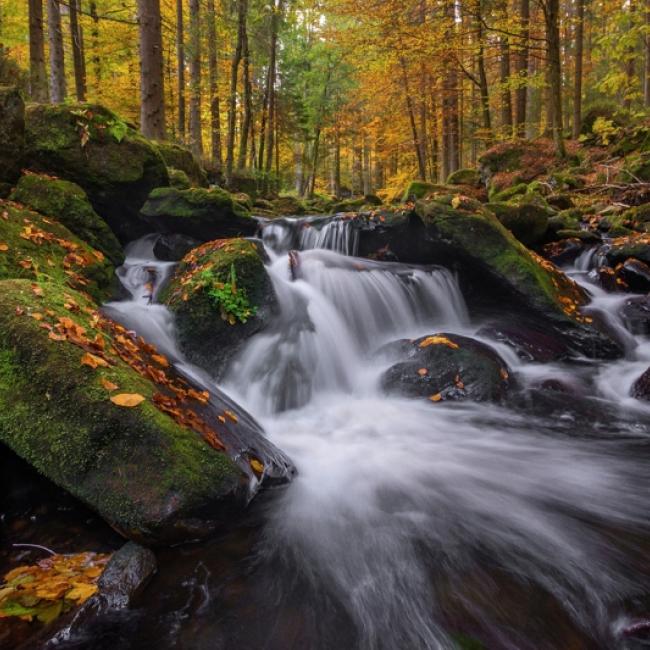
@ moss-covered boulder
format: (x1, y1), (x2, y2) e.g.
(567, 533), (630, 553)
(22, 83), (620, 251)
(401, 181), (450, 202)
(485, 199), (550, 246)
(168, 168), (191, 190)
(162, 238), (276, 378)
(23, 103), (169, 242)
(0, 279), (292, 544)
(140, 187), (256, 241)
(380, 333), (512, 402)
(10, 173), (124, 265)
(0, 199), (114, 302)
(271, 195), (307, 216)
(605, 233), (650, 267)
(0, 86), (24, 183)
(447, 168), (481, 187)
(153, 141), (208, 187)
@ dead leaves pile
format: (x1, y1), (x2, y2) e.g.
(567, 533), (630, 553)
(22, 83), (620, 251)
(0, 552), (110, 624)
(17, 293), (229, 452)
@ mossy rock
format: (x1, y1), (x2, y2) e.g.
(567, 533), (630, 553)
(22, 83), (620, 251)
(402, 181), (450, 202)
(271, 195), (307, 216)
(332, 196), (366, 213)
(555, 229), (601, 243)
(140, 187), (255, 241)
(606, 233), (650, 267)
(412, 200), (620, 358)
(0, 199), (114, 302)
(153, 141), (208, 187)
(485, 200), (550, 246)
(548, 209), (582, 234)
(23, 103), (169, 242)
(380, 333), (512, 402)
(447, 168), (480, 187)
(233, 192), (253, 210)
(488, 182), (529, 203)
(162, 238), (277, 378)
(0, 279), (292, 544)
(168, 168), (191, 190)
(10, 173), (123, 265)
(0, 86), (24, 183)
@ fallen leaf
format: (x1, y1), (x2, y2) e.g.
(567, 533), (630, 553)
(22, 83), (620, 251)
(429, 393), (442, 402)
(100, 378), (119, 391)
(417, 368), (428, 376)
(110, 393), (145, 408)
(419, 336), (459, 350)
(0, 243), (8, 252)
(81, 353), (109, 369)
(250, 458), (264, 474)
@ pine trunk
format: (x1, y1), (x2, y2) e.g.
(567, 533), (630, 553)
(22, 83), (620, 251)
(69, 0), (87, 101)
(225, 0), (244, 186)
(572, 0), (584, 139)
(28, 0), (48, 102)
(514, 0), (529, 137)
(237, 0), (251, 170)
(47, 0), (66, 104)
(207, 0), (222, 170)
(176, 0), (186, 141)
(188, 0), (203, 158)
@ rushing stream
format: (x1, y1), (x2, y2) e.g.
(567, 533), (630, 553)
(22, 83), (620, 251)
(71, 218), (650, 649)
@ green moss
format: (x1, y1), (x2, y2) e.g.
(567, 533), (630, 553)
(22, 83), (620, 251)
(0, 279), (243, 541)
(489, 182), (529, 202)
(153, 141), (208, 187)
(168, 168), (191, 190)
(447, 168), (480, 186)
(10, 173), (123, 265)
(142, 186), (251, 220)
(402, 181), (450, 202)
(0, 198), (114, 302)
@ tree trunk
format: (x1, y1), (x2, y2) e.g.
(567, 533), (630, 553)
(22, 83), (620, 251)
(47, 0), (66, 103)
(399, 57), (427, 180)
(207, 0), (222, 169)
(645, 0), (650, 107)
(225, 0), (244, 185)
(499, 36), (513, 135)
(294, 141), (303, 195)
(264, 0), (283, 179)
(572, 0), (584, 139)
(90, 2), (101, 94)
(188, 0), (203, 157)
(476, 0), (492, 138)
(362, 135), (371, 196)
(514, 0), (529, 137)
(176, 0), (186, 141)
(69, 0), (86, 101)
(28, 0), (48, 102)
(137, 0), (166, 140)
(237, 0), (251, 170)
(545, 0), (565, 156)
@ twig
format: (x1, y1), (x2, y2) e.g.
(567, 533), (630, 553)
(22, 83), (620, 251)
(12, 543), (57, 556)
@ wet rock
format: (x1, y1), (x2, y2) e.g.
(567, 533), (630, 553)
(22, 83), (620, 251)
(0, 278), (293, 545)
(541, 238), (586, 266)
(140, 187), (256, 241)
(380, 333), (512, 402)
(23, 103), (168, 242)
(0, 86), (24, 183)
(153, 233), (200, 261)
(620, 296), (650, 335)
(10, 172), (124, 266)
(477, 321), (571, 362)
(616, 258), (650, 293)
(632, 368), (650, 401)
(597, 265), (624, 292)
(605, 233), (650, 267)
(161, 238), (277, 378)
(152, 141), (208, 187)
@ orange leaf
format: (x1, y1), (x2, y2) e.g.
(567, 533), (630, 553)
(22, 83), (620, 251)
(110, 393), (145, 407)
(81, 353), (109, 369)
(100, 378), (119, 391)
(0, 243), (8, 252)
(429, 393), (442, 402)
(151, 353), (169, 368)
(417, 368), (428, 376)
(419, 336), (459, 350)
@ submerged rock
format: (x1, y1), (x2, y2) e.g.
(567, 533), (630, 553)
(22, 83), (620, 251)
(140, 187), (256, 241)
(0, 199), (115, 302)
(10, 173), (124, 266)
(22, 103), (168, 242)
(0, 86), (24, 183)
(0, 279), (292, 544)
(161, 238), (276, 378)
(380, 333), (512, 402)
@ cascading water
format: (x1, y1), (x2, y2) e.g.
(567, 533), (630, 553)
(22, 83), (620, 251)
(95, 221), (650, 650)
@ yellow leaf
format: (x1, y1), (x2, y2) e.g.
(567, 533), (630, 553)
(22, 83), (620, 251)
(100, 378), (119, 391)
(110, 393), (145, 408)
(81, 353), (109, 369)
(429, 393), (442, 402)
(0, 243), (8, 252)
(65, 582), (97, 603)
(151, 353), (169, 368)
(419, 336), (459, 350)
(250, 458), (264, 474)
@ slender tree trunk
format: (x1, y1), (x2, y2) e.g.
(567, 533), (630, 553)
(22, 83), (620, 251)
(69, 0), (86, 101)
(545, 0), (565, 156)
(226, 0), (244, 185)
(137, 0), (166, 139)
(176, 0), (186, 141)
(645, 0), (650, 107)
(362, 135), (371, 195)
(476, 0), (492, 138)
(499, 36), (513, 134)
(399, 57), (427, 180)
(237, 0), (251, 170)
(333, 124), (341, 198)
(28, 0), (48, 102)
(264, 0), (283, 178)
(90, 2), (101, 94)
(188, 0), (203, 157)
(294, 141), (303, 195)
(514, 0), (529, 137)
(572, 0), (584, 139)
(206, 0), (222, 169)
(47, 0), (66, 103)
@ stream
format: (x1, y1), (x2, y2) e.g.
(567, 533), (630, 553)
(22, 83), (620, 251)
(44, 218), (650, 648)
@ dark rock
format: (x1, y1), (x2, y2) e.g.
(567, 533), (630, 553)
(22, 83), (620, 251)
(616, 258), (650, 293)
(153, 233), (200, 261)
(363, 193), (383, 205)
(10, 172), (124, 265)
(380, 333), (512, 402)
(23, 103), (169, 242)
(632, 368), (650, 401)
(161, 238), (277, 379)
(541, 238), (586, 266)
(0, 85), (24, 183)
(621, 296), (650, 335)
(605, 233), (650, 267)
(447, 168), (481, 186)
(152, 141), (207, 187)
(140, 187), (256, 241)
(546, 193), (574, 210)
(477, 321), (571, 362)
(485, 200), (550, 246)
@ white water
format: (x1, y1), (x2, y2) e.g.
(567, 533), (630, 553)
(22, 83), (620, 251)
(108, 226), (650, 648)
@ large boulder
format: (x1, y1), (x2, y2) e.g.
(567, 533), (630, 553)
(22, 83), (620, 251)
(402, 180), (449, 202)
(271, 195), (307, 216)
(0, 85), (24, 183)
(22, 104), (168, 242)
(447, 168), (481, 187)
(162, 238), (276, 378)
(485, 199), (550, 246)
(152, 141), (208, 187)
(0, 279), (292, 544)
(380, 333), (512, 402)
(0, 198), (114, 302)
(140, 187), (256, 241)
(10, 173), (124, 265)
